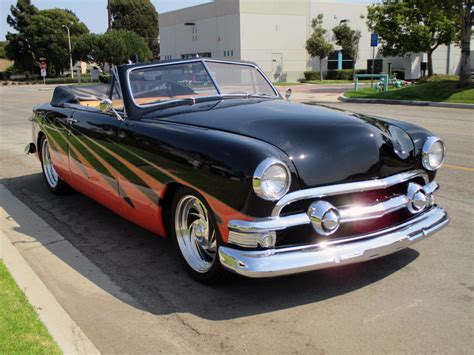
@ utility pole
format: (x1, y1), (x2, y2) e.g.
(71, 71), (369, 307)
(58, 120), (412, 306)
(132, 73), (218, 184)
(107, 0), (112, 30)
(62, 24), (74, 79)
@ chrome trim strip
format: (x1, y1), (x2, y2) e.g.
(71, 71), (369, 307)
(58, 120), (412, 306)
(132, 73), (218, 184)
(229, 213), (309, 233)
(219, 207), (449, 278)
(229, 178), (438, 235)
(339, 195), (409, 223)
(272, 170), (428, 217)
(423, 181), (439, 195)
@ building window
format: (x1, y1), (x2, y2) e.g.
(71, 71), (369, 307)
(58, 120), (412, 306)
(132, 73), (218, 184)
(163, 55), (172, 60)
(224, 50), (234, 57)
(181, 52), (212, 59)
(327, 51), (354, 70)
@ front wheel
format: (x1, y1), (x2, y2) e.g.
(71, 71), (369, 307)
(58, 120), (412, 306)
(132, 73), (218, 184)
(39, 135), (69, 194)
(171, 187), (230, 283)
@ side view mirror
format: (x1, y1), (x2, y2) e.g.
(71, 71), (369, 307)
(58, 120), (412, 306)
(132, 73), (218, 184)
(285, 88), (292, 101)
(99, 98), (124, 121)
(99, 98), (113, 113)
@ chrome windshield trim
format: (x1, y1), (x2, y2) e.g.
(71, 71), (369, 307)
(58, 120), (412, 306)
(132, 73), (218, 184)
(201, 59), (222, 95)
(271, 170), (428, 217)
(126, 59), (279, 110)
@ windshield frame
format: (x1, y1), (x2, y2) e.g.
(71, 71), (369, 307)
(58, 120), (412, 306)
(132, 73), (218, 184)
(125, 59), (280, 109)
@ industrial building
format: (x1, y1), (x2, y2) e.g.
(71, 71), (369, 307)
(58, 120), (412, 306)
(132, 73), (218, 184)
(160, 0), (469, 82)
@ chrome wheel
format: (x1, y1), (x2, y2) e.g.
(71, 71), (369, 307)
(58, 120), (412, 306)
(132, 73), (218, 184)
(41, 138), (59, 189)
(174, 195), (217, 273)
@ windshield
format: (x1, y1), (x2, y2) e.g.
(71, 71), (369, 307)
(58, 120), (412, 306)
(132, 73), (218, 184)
(128, 60), (277, 107)
(206, 62), (276, 97)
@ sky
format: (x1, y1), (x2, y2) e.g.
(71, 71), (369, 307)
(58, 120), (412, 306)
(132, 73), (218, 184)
(1, 0), (371, 41)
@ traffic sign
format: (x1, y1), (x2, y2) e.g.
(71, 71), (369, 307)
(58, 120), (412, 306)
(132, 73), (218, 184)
(40, 62), (47, 70)
(40, 68), (47, 77)
(371, 33), (379, 47)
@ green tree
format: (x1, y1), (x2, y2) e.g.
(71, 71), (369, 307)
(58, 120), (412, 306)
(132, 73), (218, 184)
(109, 0), (159, 56)
(72, 33), (101, 63)
(5, 0), (38, 73)
(0, 42), (6, 59)
(367, 0), (459, 77)
(306, 14), (334, 82)
(332, 22), (361, 80)
(74, 30), (152, 69)
(24, 9), (89, 76)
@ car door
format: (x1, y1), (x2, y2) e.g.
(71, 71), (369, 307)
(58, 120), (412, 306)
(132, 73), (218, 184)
(67, 106), (123, 216)
(111, 118), (165, 236)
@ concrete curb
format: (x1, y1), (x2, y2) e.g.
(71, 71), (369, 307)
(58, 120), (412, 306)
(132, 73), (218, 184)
(0, 188), (100, 355)
(338, 94), (474, 109)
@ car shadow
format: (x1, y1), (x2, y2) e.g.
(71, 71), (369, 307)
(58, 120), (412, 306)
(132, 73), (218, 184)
(1, 173), (420, 321)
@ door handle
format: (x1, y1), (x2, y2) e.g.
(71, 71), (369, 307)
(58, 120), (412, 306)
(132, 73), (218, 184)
(67, 118), (78, 124)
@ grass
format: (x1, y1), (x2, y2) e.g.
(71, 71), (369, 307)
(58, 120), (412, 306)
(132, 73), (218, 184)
(0, 260), (61, 354)
(273, 80), (373, 86)
(303, 79), (373, 85)
(272, 82), (300, 86)
(344, 80), (474, 104)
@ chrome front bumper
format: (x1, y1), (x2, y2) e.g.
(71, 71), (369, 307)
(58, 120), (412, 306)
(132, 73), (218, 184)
(219, 206), (449, 278)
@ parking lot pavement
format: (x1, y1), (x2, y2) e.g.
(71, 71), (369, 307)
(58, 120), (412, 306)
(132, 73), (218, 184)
(277, 83), (362, 103)
(1, 85), (473, 353)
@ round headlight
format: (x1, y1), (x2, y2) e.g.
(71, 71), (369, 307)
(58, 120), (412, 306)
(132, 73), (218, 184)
(253, 158), (291, 201)
(422, 137), (445, 171)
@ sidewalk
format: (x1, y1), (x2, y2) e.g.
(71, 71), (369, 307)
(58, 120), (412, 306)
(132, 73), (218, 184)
(0, 184), (195, 354)
(1, 231), (99, 354)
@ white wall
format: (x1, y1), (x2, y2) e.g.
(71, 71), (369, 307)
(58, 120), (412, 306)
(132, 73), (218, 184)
(159, 1), (240, 60)
(309, 1), (370, 71)
(240, 13), (307, 81)
(159, 0), (471, 82)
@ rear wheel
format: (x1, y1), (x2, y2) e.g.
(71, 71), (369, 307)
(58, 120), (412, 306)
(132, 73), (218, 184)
(171, 187), (230, 283)
(39, 135), (69, 194)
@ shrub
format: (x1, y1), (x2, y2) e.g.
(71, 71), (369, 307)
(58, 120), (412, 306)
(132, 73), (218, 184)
(2, 65), (18, 80)
(303, 71), (321, 81)
(99, 74), (110, 83)
(44, 77), (77, 84)
(419, 74), (458, 83)
(325, 69), (353, 80)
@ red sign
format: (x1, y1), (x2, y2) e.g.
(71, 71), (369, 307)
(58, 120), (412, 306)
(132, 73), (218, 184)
(40, 62), (47, 70)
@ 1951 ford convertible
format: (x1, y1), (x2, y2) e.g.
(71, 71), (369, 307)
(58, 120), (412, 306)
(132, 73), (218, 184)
(27, 59), (449, 283)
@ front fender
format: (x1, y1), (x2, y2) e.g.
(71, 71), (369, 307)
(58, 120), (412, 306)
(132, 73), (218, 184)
(118, 120), (300, 241)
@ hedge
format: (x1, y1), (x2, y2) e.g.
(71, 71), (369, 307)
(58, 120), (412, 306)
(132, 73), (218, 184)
(304, 69), (370, 81)
(303, 71), (321, 81)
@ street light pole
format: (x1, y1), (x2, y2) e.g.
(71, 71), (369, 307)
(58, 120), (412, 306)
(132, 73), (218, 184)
(62, 25), (74, 79)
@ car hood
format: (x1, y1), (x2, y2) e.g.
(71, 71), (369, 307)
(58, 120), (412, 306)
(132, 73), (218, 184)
(149, 99), (416, 188)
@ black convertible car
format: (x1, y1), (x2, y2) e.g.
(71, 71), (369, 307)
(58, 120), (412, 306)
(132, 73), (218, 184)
(27, 59), (449, 283)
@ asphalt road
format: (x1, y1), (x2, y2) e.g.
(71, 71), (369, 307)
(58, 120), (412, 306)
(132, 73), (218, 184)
(1, 85), (473, 353)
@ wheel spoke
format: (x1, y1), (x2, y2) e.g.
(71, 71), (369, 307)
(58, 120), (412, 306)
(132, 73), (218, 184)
(42, 139), (59, 189)
(175, 195), (217, 273)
